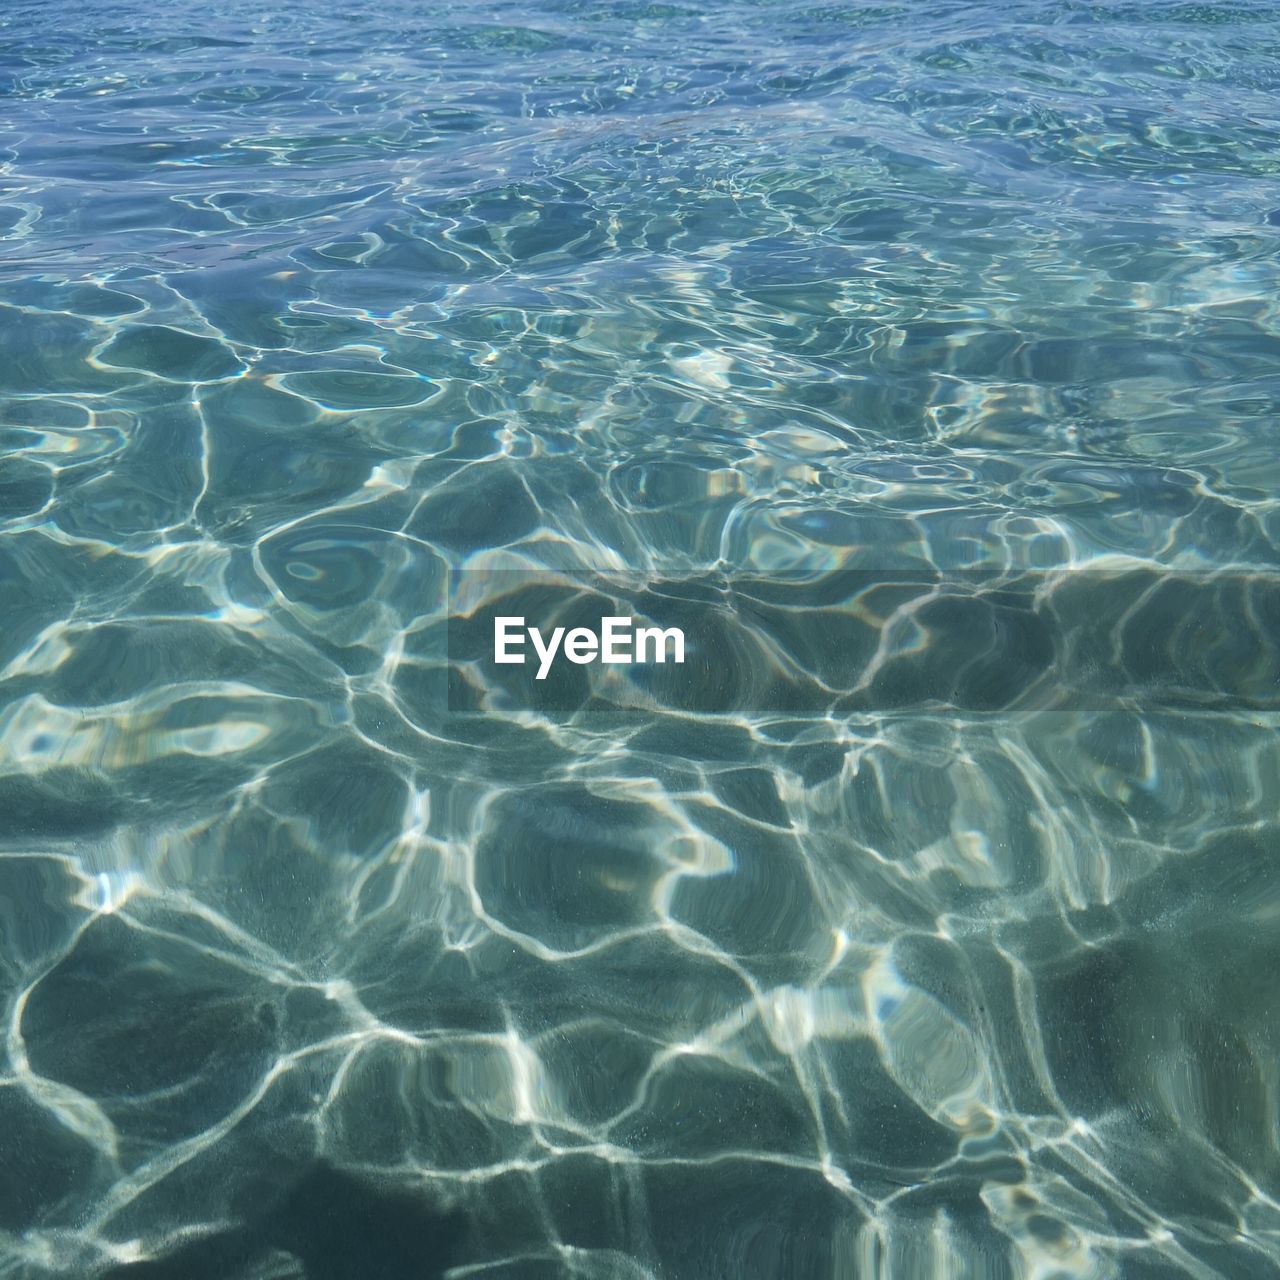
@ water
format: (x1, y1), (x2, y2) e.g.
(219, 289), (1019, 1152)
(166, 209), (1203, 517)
(2, 0), (1280, 1275)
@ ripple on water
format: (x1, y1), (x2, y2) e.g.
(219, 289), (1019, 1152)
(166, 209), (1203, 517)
(2, 0), (1280, 1275)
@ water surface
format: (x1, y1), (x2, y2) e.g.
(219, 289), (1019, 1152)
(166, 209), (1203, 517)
(2, 0), (1280, 1275)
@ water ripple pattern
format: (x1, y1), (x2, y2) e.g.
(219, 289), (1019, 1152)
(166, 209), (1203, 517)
(2, 0), (1280, 1276)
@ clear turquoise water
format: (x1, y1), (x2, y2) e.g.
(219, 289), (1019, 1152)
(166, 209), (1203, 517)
(2, 0), (1280, 1275)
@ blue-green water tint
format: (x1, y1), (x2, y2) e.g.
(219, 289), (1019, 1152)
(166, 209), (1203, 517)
(2, 0), (1280, 1274)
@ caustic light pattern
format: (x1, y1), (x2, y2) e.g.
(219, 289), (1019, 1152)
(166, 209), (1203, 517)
(2, 0), (1280, 1276)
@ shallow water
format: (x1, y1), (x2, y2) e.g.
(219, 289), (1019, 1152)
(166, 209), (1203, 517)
(2, 0), (1280, 1275)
